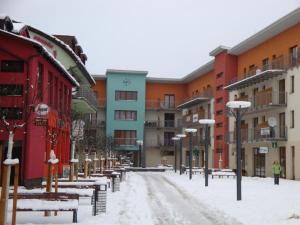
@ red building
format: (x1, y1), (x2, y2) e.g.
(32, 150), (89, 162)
(0, 22), (79, 187)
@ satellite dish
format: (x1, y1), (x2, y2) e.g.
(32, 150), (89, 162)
(268, 117), (277, 127)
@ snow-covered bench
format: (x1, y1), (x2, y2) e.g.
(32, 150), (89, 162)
(185, 168), (204, 175)
(211, 170), (236, 179)
(10, 192), (79, 223)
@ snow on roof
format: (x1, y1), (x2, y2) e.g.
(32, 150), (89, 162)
(0, 30), (79, 87)
(12, 22), (26, 33)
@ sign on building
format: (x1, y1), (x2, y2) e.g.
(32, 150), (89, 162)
(259, 147), (269, 154)
(260, 127), (270, 136)
(192, 114), (198, 123)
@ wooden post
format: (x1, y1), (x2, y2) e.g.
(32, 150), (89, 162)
(54, 165), (58, 216)
(75, 162), (78, 181)
(0, 165), (8, 225)
(45, 162), (52, 216)
(12, 164), (19, 225)
(69, 162), (74, 182)
(84, 160), (88, 178)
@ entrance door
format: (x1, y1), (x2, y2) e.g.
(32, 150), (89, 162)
(292, 146), (295, 180)
(253, 148), (266, 177)
(279, 147), (286, 178)
(279, 113), (286, 138)
(279, 79), (285, 104)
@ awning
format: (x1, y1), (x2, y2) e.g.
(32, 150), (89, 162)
(177, 97), (210, 109)
(224, 69), (284, 91)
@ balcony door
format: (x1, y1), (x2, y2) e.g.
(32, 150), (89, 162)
(278, 79), (285, 104)
(253, 148), (265, 177)
(164, 95), (175, 108)
(279, 112), (285, 138)
(164, 113), (175, 127)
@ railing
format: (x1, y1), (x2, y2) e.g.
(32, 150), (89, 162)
(146, 100), (179, 110)
(84, 119), (106, 129)
(144, 119), (182, 129)
(227, 53), (300, 86)
(73, 85), (99, 108)
(234, 91), (287, 113)
(226, 126), (287, 143)
(179, 88), (213, 106)
(182, 110), (206, 126)
(113, 138), (137, 146)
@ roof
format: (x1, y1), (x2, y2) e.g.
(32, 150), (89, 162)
(224, 69), (284, 90)
(106, 69), (148, 75)
(229, 7), (300, 55)
(0, 29), (79, 87)
(209, 45), (231, 56)
(180, 60), (214, 83)
(26, 26), (95, 85)
(177, 97), (210, 109)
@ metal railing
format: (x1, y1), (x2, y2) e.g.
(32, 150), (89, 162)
(227, 53), (300, 86)
(146, 100), (179, 110)
(144, 119), (182, 129)
(226, 126), (287, 143)
(182, 110), (206, 126)
(113, 138), (137, 146)
(235, 91), (287, 113)
(84, 119), (106, 129)
(73, 85), (99, 108)
(179, 88), (213, 106)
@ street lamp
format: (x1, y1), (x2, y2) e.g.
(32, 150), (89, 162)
(136, 140), (144, 168)
(176, 134), (186, 175)
(172, 137), (180, 173)
(226, 101), (251, 201)
(185, 128), (197, 180)
(199, 119), (215, 187)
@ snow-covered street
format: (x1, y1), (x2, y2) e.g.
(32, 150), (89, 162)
(10, 172), (300, 225)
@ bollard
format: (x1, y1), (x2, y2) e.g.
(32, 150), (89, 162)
(93, 179), (107, 215)
(120, 168), (126, 182)
(111, 172), (120, 192)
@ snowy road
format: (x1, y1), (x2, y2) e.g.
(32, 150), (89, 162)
(140, 173), (242, 225)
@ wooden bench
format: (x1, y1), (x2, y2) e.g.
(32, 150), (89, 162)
(9, 192), (79, 223)
(211, 171), (236, 179)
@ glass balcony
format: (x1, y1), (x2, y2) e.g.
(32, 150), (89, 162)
(72, 85), (99, 113)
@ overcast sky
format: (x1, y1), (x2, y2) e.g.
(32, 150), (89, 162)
(1, 0), (300, 77)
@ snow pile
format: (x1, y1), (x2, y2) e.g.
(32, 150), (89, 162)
(3, 158), (19, 165)
(48, 158), (59, 164)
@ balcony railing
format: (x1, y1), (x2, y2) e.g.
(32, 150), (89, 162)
(73, 85), (99, 108)
(84, 119), (106, 129)
(182, 110), (206, 126)
(234, 91), (287, 113)
(226, 126), (287, 144)
(227, 53), (300, 87)
(144, 119), (182, 129)
(113, 138), (137, 146)
(146, 100), (179, 110)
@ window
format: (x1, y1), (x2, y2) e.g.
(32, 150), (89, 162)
(164, 95), (175, 108)
(262, 58), (269, 71)
(1, 60), (24, 72)
(290, 46), (298, 66)
(48, 72), (53, 106)
(216, 135), (223, 140)
(0, 107), (23, 119)
(216, 97), (223, 103)
(216, 122), (223, 128)
(0, 84), (23, 96)
(216, 110), (223, 115)
(164, 132), (175, 146)
(37, 63), (43, 100)
(291, 110), (295, 128)
(114, 130), (137, 145)
(115, 110), (137, 120)
(216, 85), (223, 91)
(291, 75), (295, 94)
(115, 91), (137, 101)
(216, 72), (223, 79)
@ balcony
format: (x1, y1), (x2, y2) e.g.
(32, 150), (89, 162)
(113, 138), (139, 151)
(177, 88), (213, 109)
(84, 119), (106, 129)
(144, 119), (182, 129)
(226, 126), (287, 144)
(72, 85), (99, 113)
(182, 110), (205, 127)
(234, 90), (287, 114)
(146, 100), (179, 110)
(225, 54), (300, 90)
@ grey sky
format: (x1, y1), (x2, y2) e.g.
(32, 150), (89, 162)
(1, 0), (300, 77)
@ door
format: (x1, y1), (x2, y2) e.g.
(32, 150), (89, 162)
(291, 146), (295, 180)
(279, 79), (285, 104)
(164, 95), (175, 109)
(253, 148), (266, 177)
(279, 113), (286, 138)
(164, 113), (175, 127)
(279, 147), (286, 178)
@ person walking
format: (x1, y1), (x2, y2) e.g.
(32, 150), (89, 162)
(272, 161), (281, 185)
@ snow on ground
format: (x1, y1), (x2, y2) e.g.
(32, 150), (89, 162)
(6, 172), (300, 225)
(163, 171), (300, 225)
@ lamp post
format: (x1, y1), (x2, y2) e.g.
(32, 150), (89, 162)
(176, 134), (186, 175)
(199, 119), (215, 187)
(185, 128), (197, 180)
(136, 140), (144, 168)
(172, 137), (180, 173)
(226, 101), (251, 201)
